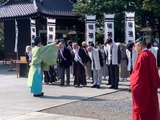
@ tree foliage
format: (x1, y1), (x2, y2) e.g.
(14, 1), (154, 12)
(0, 0), (5, 4)
(73, 0), (145, 42)
(73, 0), (160, 42)
(142, 0), (160, 17)
(73, 0), (144, 20)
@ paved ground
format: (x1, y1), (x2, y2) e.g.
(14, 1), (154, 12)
(41, 89), (160, 120)
(42, 91), (132, 120)
(0, 63), (159, 120)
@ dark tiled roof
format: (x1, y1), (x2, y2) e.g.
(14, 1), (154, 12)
(0, 0), (74, 19)
(0, 3), (37, 18)
(39, 0), (74, 16)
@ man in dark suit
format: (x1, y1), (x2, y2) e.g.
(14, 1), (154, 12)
(105, 38), (121, 89)
(72, 43), (88, 87)
(82, 41), (92, 80)
(57, 42), (72, 86)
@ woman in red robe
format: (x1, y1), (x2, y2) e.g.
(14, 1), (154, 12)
(130, 38), (160, 120)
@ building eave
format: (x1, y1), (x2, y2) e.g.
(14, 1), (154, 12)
(0, 0), (76, 20)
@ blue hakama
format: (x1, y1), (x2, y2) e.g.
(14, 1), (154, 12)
(30, 68), (43, 94)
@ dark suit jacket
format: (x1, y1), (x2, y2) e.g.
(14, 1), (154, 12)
(118, 46), (121, 64)
(98, 50), (103, 67)
(83, 48), (91, 63)
(77, 48), (88, 64)
(25, 52), (31, 63)
(57, 47), (72, 68)
(157, 48), (160, 67)
(72, 47), (88, 75)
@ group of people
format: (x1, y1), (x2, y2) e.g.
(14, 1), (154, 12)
(43, 38), (123, 89)
(26, 36), (160, 120)
(26, 36), (160, 92)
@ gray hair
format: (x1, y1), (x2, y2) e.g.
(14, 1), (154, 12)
(135, 37), (147, 47)
(25, 45), (31, 52)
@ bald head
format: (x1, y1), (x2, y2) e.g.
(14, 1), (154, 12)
(87, 46), (93, 52)
(82, 41), (88, 47)
(72, 43), (78, 50)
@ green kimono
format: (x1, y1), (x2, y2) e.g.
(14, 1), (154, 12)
(27, 43), (57, 94)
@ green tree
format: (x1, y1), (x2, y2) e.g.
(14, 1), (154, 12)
(143, 0), (160, 17)
(0, 0), (6, 4)
(142, 0), (160, 41)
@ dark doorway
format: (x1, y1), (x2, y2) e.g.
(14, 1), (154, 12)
(40, 32), (47, 45)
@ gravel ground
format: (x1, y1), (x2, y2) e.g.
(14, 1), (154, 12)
(41, 90), (132, 120)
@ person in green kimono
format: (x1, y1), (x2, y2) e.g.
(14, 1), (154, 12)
(27, 37), (58, 97)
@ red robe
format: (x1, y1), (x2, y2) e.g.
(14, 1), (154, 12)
(130, 50), (160, 120)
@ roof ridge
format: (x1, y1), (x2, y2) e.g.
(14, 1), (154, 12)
(0, 0), (34, 7)
(33, 0), (39, 12)
(68, 0), (74, 4)
(0, 0), (75, 19)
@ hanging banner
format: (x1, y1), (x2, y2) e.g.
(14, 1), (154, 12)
(47, 18), (56, 44)
(104, 14), (115, 43)
(14, 20), (18, 53)
(30, 19), (36, 46)
(85, 15), (96, 44)
(125, 12), (135, 43)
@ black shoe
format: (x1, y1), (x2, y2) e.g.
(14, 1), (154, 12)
(33, 92), (44, 97)
(114, 86), (118, 89)
(49, 82), (53, 85)
(44, 82), (49, 85)
(128, 88), (131, 92)
(91, 85), (97, 88)
(106, 83), (111, 85)
(96, 85), (100, 89)
(75, 85), (81, 87)
(59, 83), (64, 86)
(109, 85), (115, 89)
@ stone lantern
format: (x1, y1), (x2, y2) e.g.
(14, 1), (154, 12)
(67, 25), (78, 43)
(67, 30), (78, 43)
(140, 21), (156, 44)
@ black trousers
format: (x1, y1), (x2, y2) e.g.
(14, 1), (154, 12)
(107, 65), (111, 84)
(44, 67), (57, 83)
(49, 66), (57, 83)
(60, 67), (70, 85)
(109, 65), (119, 87)
(44, 71), (50, 83)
